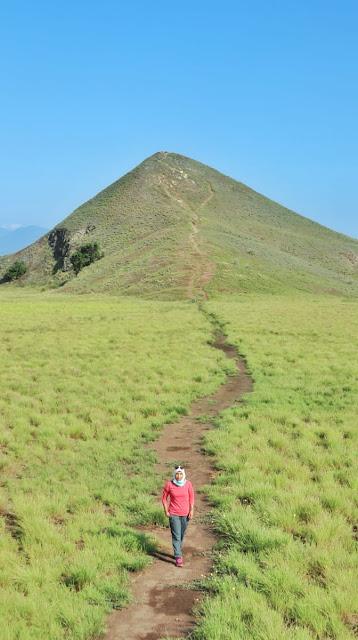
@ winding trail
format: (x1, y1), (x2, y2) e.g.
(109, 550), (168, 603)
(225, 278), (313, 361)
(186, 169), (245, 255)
(104, 329), (253, 640)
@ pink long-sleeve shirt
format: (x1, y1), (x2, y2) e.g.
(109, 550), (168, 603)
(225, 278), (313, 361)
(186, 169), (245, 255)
(162, 480), (195, 516)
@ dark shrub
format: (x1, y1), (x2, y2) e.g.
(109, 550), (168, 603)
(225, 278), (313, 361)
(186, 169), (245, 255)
(5, 261), (27, 281)
(70, 242), (104, 275)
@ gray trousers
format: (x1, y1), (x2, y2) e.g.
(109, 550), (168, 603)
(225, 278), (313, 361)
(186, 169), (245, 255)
(169, 514), (189, 558)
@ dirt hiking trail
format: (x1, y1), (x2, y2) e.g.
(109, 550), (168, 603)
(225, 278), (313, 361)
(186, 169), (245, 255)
(104, 332), (253, 640)
(158, 152), (216, 301)
(187, 180), (215, 301)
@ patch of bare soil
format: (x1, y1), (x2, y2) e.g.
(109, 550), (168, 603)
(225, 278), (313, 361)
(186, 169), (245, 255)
(104, 334), (253, 640)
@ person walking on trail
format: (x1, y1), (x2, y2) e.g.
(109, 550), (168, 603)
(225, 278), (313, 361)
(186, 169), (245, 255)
(162, 466), (194, 567)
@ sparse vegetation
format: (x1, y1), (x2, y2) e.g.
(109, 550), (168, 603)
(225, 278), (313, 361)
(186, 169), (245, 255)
(5, 260), (27, 281)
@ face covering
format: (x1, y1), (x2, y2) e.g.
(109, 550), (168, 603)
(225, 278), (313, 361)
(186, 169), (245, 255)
(172, 467), (186, 486)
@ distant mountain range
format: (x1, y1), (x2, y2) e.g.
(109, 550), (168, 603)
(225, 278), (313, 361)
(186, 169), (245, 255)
(0, 226), (49, 256)
(0, 152), (357, 298)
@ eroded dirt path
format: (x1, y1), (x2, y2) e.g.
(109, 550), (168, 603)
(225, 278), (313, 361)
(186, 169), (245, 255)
(104, 332), (253, 640)
(187, 181), (215, 301)
(157, 153), (216, 301)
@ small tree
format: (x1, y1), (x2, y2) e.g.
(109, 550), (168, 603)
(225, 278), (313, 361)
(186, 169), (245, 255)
(5, 261), (27, 281)
(70, 242), (103, 275)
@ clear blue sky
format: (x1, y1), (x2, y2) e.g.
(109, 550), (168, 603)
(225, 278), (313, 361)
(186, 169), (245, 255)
(1, 0), (357, 238)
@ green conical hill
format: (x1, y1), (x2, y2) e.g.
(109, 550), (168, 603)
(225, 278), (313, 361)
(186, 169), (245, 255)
(1, 152), (357, 298)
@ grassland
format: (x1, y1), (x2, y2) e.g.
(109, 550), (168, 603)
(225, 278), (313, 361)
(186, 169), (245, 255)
(194, 295), (358, 639)
(0, 290), (230, 640)
(1, 286), (357, 639)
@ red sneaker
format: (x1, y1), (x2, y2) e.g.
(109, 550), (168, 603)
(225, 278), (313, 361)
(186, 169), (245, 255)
(175, 557), (183, 567)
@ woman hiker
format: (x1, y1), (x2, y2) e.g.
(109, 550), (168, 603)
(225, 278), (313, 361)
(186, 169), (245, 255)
(162, 465), (194, 567)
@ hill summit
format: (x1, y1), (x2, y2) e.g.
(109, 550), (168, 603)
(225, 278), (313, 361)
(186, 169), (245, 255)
(1, 152), (358, 299)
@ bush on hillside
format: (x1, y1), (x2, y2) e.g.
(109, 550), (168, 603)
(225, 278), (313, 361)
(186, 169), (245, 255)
(70, 242), (104, 275)
(5, 261), (27, 281)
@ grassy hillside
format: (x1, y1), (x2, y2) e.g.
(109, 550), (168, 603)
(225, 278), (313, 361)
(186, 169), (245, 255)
(195, 295), (358, 639)
(1, 153), (357, 298)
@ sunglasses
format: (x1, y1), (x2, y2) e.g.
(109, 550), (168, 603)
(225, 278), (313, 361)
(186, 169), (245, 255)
(175, 466), (184, 471)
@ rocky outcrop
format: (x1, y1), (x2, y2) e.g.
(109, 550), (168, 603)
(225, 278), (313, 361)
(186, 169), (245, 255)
(48, 228), (71, 273)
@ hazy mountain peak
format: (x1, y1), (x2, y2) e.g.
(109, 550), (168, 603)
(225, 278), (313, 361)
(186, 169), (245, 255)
(0, 225), (49, 256)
